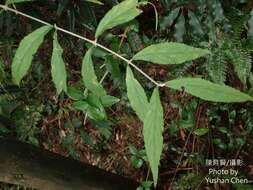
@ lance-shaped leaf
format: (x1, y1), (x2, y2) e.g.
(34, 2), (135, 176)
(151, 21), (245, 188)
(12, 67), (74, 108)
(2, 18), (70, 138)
(11, 25), (52, 85)
(82, 48), (106, 97)
(143, 87), (164, 186)
(132, 42), (210, 65)
(51, 32), (67, 94)
(126, 66), (149, 122)
(166, 78), (253, 102)
(95, 0), (142, 38)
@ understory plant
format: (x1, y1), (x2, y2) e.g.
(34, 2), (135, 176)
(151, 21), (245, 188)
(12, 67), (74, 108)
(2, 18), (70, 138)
(1, 0), (253, 187)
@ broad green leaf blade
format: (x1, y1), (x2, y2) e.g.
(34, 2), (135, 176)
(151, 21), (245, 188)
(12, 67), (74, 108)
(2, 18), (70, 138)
(95, 0), (142, 38)
(132, 42), (210, 65)
(143, 88), (164, 186)
(166, 78), (253, 102)
(51, 32), (67, 94)
(81, 48), (106, 97)
(126, 66), (149, 122)
(11, 25), (52, 85)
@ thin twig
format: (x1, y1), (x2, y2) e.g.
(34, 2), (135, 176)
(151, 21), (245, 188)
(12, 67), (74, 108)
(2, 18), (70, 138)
(145, 2), (159, 31)
(0, 4), (165, 87)
(0, 5), (52, 26)
(99, 71), (109, 84)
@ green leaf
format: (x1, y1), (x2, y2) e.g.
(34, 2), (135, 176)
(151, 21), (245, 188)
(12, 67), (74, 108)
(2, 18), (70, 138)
(5, 0), (33, 5)
(86, 93), (107, 120)
(100, 95), (120, 107)
(131, 156), (143, 168)
(166, 78), (253, 102)
(85, 43), (108, 58)
(73, 99), (106, 121)
(51, 32), (67, 94)
(105, 55), (121, 79)
(132, 42), (210, 65)
(194, 128), (209, 136)
(11, 25), (52, 85)
(72, 101), (89, 111)
(95, 0), (142, 38)
(85, 0), (104, 5)
(143, 88), (164, 186)
(188, 11), (203, 35)
(174, 14), (185, 42)
(81, 48), (106, 97)
(126, 66), (149, 122)
(141, 181), (153, 189)
(67, 86), (84, 100)
(87, 106), (106, 121)
(160, 8), (180, 31)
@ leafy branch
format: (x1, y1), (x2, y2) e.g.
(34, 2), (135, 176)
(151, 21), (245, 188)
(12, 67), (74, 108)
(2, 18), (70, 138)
(1, 1), (253, 187)
(0, 4), (163, 87)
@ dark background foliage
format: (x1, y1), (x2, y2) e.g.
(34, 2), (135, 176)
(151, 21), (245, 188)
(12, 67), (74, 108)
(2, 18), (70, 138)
(1, 0), (253, 189)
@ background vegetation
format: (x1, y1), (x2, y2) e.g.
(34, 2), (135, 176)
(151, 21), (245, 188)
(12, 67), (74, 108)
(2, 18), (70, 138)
(1, 0), (253, 189)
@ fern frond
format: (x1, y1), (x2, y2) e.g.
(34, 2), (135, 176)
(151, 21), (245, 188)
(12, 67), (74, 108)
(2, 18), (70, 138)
(226, 8), (249, 45)
(215, 7), (253, 86)
(207, 48), (227, 84)
(228, 47), (252, 85)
